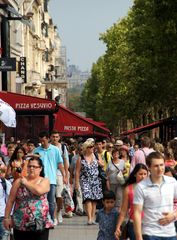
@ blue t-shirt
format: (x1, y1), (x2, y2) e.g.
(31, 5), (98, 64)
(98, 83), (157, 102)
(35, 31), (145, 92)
(96, 208), (119, 240)
(34, 144), (63, 184)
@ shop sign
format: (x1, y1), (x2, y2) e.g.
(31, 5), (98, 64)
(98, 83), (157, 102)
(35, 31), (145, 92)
(0, 58), (16, 71)
(64, 125), (89, 132)
(15, 102), (53, 110)
(19, 57), (26, 83)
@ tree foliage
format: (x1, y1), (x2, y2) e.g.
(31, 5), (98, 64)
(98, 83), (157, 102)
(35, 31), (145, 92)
(81, 0), (177, 134)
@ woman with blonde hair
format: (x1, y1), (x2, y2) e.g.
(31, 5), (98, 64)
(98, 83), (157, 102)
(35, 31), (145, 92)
(75, 140), (103, 225)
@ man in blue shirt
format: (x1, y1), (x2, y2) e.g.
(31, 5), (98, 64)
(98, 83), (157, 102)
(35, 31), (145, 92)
(34, 131), (66, 222)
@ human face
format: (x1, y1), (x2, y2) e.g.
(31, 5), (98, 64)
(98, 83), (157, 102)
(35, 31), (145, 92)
(149, 158), (165, 179)
(135, 168), (148, 183)
(17, 149), (25, 159)
(27, 143), (35, 152)
(50, 133), (60, 145)
(86, 145), (94, 153)
(103, 199), (115, 212)
(39, 136), (49, 148)
(27, 160), (41, 176)
(96, 142), (103, 152)
(112, 151), (119, 159)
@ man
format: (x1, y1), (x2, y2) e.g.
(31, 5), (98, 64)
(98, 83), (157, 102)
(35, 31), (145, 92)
(130, 136), (154, 172)
(50, 130), (69, 224)
(95, 139), (111, 171)
(34, 131), (66, 222)
(134, 152), (177, 240)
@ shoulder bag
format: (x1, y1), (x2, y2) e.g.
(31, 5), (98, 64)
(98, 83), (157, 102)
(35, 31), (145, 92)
(112, 160), (125, 185)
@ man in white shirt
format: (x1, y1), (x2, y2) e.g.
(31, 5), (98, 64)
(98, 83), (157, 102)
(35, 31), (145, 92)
(133, 151), (177, 240)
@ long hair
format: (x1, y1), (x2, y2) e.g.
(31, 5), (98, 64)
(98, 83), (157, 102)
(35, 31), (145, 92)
(9, 146), (26, 166)
(28, 157), (45, 177)
(124, 163), (148, 187)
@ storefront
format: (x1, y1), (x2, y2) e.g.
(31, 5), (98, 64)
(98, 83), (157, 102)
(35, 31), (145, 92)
(54, 105), (110, 137)
(0, 91), (110, 141)
(0, 91), (57, 140)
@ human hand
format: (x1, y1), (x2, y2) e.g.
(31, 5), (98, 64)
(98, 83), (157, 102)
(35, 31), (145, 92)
(159, 212), (175, 226)
(3, 218), (13, 230)
(114, 226), (121, 239)
(21, 177), (28, 185)
(63, 175), (68, 185)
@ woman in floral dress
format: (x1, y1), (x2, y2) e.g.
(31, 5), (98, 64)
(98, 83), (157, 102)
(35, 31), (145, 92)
(3, 156), (53, 240)
(75, 140), (103, 225)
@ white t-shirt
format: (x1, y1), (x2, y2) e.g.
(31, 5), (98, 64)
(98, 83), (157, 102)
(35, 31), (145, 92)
(106, 160), (125, 184)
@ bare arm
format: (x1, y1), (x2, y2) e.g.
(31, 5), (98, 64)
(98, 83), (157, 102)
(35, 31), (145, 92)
(58, 163), (67, 184)
(115, 186), (129, 239)
(21, 177), (50, 196)
(75, 157), (81, 190)
(63, 157), (69, 184)
(133, 204), (143, 240)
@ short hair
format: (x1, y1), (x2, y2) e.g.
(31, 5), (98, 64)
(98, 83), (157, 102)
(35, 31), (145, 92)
(146, 151), (164, 167)
(103, 190), (116, 201)
(112, 148), (119, 155)
(39, 131), (49, 139)
(50, 129), (60, 136)
(141, 136), (151, 148)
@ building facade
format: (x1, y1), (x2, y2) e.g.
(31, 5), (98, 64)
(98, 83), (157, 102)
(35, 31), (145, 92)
(0, 0), (68, 105)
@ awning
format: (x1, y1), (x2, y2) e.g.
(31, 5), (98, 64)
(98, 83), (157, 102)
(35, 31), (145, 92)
(0, 91), (56, 111)
(54, 105), (110, 137)
(120, 119), (168, 136)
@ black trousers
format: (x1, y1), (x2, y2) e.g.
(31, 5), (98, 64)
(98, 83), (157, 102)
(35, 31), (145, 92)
(13, 228), (49, 240)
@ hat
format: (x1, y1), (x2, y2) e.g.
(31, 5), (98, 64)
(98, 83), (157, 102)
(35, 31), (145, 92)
(86, 138), (95, 143)
(115, 140), (123, 146)
(120, 145), (129, 152)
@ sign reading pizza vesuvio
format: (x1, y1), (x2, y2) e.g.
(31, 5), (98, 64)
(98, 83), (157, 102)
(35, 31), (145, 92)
(19, 57), (27, 83)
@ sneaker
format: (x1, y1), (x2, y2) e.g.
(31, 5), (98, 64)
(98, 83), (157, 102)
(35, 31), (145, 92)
(57, 211), (63, 223)
(53, 218), (58, 226)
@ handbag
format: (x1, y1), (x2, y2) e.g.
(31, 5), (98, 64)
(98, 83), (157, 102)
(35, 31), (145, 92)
(112, 160), (125, 185)
(121, 220), (130, 240)
(98, 165), (107, 180)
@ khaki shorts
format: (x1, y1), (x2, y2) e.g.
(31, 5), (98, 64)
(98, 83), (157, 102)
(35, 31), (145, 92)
(56, 175), (64, 198)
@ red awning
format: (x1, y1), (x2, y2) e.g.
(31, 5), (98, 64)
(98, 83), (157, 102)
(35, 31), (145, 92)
(120, 119), (166, 136)
(54, 105), (110, 137)
(0, 91), (56, 111)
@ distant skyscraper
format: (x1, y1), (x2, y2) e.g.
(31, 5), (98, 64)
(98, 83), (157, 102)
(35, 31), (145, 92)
(67, 65), (90, 88)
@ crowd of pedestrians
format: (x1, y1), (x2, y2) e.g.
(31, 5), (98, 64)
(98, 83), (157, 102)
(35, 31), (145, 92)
(0, 133), (177, 239)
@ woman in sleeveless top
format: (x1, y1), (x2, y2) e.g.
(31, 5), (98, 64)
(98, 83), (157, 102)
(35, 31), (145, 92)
(3, 156), (53, 240)
(75, 140), (103, 225)
(6, 146), (28, 181)
(115, 163), (148, 240)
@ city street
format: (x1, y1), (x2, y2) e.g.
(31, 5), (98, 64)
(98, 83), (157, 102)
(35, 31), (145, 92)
(49, 215), (98, 240)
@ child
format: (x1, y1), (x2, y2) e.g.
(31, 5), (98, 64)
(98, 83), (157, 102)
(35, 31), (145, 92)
(96, 190), (119, 240)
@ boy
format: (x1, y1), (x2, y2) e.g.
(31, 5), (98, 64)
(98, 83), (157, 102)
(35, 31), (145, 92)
(96, 190), (119, 240)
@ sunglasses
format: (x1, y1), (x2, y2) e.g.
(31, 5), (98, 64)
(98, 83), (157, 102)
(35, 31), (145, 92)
(108, 146), (113, 148)
(28, 165), (41, 169)
(87, 146), (94, 149)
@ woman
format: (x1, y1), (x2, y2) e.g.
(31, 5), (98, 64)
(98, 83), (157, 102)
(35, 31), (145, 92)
(75, 140), (103, 225)
(6, 146), (27, 181)
(115, 163), (148, 240)
(3, 157), (53, 240)
(106, 148), (125, 210)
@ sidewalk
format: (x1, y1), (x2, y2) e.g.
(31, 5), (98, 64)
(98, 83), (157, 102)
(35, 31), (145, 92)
(49, 215), (98, 240)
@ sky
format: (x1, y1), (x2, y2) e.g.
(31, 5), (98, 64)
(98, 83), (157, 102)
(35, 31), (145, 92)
(49, 0), (133, 71)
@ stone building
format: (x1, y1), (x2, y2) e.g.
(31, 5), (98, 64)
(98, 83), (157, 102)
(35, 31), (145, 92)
(0, 0), (68, 105)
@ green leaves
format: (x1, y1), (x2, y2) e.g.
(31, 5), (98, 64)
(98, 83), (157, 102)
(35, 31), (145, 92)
(81, 0), (177, 133)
